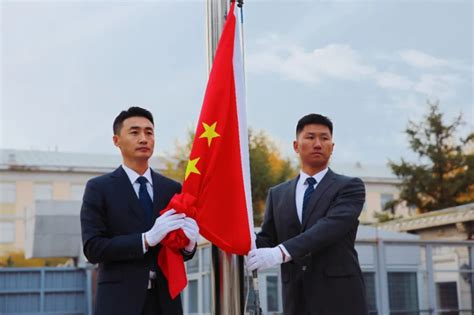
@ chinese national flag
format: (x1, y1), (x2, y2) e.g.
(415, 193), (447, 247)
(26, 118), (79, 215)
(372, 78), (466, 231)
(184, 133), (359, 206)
(157, 1), (254, 299)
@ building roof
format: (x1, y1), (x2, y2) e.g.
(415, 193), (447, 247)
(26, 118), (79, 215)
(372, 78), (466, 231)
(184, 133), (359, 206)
(377, 203), (474, 232)
(332, 161), (398, 181)
(0, 149), (399, 181)
(0, 148), (167, 173)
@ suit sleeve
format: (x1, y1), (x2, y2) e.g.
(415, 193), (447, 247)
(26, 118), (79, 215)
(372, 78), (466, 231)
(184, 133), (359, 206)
(80, 179), (144, 264)
(255, 188), (278, 248)
(282, 177), (365, 259)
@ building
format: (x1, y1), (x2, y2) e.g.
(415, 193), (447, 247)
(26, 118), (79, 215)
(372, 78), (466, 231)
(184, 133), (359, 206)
(333, 161), (410, 223)
(378, 203), (474, 314)
(0, 149), (166, 257)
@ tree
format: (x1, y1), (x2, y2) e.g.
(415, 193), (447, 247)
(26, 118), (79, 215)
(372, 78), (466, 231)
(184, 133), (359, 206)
(162, 128), (297, 225)
(249, 130), (297, 224)
(388, 101), (474, 213)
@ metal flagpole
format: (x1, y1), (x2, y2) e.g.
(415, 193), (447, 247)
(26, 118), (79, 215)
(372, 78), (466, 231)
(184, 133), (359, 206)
(234, 1), (262, 314)
(206, 1), (244, 314)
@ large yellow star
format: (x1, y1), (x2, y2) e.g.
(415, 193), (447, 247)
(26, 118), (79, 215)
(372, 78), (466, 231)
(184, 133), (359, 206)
(185, 157), (201, 180)
(199, 121), (220, 147)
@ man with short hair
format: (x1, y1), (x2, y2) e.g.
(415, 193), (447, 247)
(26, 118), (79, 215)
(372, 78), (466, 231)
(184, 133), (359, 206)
(247, 113), (368, 315)
(81, 107), (199, 315)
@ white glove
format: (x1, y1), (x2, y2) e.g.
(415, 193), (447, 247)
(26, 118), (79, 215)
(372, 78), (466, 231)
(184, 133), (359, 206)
(145, 209), (185, 247)
(182, 217), (199, 252)
(246, 247), (283, 271)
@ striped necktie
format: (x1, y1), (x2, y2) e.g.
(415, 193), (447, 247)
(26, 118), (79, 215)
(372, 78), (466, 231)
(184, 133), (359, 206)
(302, 177), (317, 222)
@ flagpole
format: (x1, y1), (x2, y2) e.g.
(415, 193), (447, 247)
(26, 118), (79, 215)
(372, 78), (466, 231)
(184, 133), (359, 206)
(206, 1), (243, 315)
(234, 1), (263, 315)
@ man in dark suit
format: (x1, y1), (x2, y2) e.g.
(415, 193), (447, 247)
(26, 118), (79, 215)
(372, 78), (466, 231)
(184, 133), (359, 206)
(247, 113), (368, 315)
(81, 107), (199, 315)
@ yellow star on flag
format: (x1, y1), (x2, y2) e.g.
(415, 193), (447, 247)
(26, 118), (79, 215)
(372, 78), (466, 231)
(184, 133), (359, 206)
(185, 157), (201, 180)
(199, 121), (221, 147)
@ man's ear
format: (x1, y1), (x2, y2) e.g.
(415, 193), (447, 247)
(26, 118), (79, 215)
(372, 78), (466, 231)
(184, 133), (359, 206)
(293, 140), (299, 154)
(113, 135), (120, 148)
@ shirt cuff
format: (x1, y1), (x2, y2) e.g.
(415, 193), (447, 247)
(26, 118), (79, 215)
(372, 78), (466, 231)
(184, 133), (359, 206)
(184, 240), (196, 253)
(142, 233), (148, 254)
(278, 244), (292, 263)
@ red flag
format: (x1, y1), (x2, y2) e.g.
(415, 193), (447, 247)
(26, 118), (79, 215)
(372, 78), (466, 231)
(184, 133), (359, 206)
(158, 2), (254, 299)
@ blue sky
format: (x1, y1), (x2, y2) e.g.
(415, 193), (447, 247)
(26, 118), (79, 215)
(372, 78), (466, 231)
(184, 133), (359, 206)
(1, 0), (472, 168)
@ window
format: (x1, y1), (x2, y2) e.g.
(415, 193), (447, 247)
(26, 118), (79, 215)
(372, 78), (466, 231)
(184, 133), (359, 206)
(184, 245), (212, 315)
(70, 184), (85, 201)
(380, 193), (394, 211)
(0, 222), (15, 243)
(363, 272), (378, 315)
(266, 275), (279, 312)
(388, 272), (419, 315)
(0, 183), (16, 203)
(187, 279), (198, 313)
(436, 282), (459, 315)
(34, 183), (52, 200)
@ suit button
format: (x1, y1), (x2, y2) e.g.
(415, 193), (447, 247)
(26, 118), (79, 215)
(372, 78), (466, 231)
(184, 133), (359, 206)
(302, 266), (307, 271)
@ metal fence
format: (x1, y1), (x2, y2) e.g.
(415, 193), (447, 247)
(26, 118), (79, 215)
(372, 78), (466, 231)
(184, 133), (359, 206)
(1, 239), (473, 315)
(357, 239), (474, 315)
(0, 267), (93, 315)
(234, 239), (474, 315)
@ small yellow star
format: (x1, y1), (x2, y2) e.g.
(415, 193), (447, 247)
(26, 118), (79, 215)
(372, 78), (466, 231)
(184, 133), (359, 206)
(199, 121), (221, 147)
(185, 157), (201, 180)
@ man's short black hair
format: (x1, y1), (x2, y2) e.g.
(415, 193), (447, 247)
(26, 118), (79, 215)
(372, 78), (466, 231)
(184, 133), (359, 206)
(296, 113), (333, 136)
(113, 107), (154, 135)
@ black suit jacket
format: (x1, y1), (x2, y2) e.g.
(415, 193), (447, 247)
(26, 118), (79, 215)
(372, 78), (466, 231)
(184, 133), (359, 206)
(80, 166), (194, 315)
(256, 169), (368, 315)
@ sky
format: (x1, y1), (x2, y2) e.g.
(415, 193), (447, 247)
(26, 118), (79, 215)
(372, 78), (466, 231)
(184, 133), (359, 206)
(1, 0), (473, 168)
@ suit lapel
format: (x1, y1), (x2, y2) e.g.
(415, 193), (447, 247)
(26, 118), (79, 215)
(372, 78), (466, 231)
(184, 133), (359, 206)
(301, 168), (336, 230)
(111, 166), (146, 223)
(282, 176), (301, 230)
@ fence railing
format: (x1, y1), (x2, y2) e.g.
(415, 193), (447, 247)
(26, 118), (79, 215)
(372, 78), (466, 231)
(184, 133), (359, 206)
(0, 267), (93, 315)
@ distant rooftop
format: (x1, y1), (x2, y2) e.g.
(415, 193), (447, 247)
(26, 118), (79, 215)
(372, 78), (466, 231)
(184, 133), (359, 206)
(0, 149), (167, 173)
(331, 161), (397, 180)
(378, 203), (474, 232)
(0, 148), (398, 180)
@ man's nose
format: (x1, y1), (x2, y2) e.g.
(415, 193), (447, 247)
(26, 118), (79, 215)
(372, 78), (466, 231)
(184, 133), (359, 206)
(313, 138), (322, 148)
(138, 133), (148, 143)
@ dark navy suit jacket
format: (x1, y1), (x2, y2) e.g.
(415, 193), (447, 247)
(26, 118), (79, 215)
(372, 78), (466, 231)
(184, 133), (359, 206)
(80, 166), (194, 315)
(256, 169), (368, 315)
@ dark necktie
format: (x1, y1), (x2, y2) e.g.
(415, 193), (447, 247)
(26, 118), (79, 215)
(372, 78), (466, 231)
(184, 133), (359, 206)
(137, 176), (153, 223)
(302, 177), (317, 222)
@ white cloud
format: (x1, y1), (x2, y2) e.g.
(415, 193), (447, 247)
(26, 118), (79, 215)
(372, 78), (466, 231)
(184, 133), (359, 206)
(399, 50), (451, 68)
(248, 35), (468, 103)
(247, 40), (375, 84)
(414, 74), (460, 98)
(375, 72), (413, 90)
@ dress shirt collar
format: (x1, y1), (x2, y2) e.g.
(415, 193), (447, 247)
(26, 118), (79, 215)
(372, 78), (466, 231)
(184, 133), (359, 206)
(299, 167), (329, 186)
(122, 164), (153, 186)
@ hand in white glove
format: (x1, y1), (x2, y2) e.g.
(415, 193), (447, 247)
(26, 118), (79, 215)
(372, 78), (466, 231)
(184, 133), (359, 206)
(145, 209), (185, 247)
(182, 217), (199, 252)
(246, 247), (283, 272)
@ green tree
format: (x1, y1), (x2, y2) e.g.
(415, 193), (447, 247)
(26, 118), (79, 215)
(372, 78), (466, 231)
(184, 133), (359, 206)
(388, 101), (474, 213)
(162, 128), (297, 225)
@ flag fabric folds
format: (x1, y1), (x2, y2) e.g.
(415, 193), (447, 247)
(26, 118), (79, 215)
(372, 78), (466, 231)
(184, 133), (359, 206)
(157, 1), (254, 299)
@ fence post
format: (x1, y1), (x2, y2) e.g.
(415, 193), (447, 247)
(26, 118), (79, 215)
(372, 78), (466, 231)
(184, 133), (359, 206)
(375, 239), (390, 314)
(85, 267), (93, 315)
(425, 244), (437, 314)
